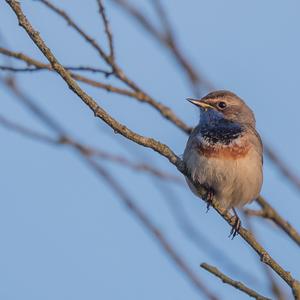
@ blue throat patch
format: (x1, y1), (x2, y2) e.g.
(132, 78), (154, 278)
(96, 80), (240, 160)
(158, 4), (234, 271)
(200, 120), (244, 145)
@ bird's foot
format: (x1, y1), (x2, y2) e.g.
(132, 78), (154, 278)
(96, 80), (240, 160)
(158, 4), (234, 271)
(204, 186), (214, 213)
(228, 208), (241, 239)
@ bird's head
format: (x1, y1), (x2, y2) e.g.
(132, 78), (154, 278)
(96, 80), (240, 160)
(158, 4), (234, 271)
(187, 90), (256, 127)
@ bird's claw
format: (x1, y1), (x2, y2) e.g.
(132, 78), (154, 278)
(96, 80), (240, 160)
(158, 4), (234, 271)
(228, 209), (241, 239)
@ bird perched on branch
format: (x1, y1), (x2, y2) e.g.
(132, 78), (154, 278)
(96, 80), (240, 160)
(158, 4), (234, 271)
(183, 91), (263, 238)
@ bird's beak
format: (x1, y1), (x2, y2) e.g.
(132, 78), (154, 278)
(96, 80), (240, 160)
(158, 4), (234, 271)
(186, 98), (215, 110)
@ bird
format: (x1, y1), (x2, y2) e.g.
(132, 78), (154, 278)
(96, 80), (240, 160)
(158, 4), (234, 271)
(183, 90), (263, 238)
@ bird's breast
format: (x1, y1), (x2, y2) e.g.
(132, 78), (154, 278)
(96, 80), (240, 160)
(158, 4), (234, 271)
(197, 138), (251, 159)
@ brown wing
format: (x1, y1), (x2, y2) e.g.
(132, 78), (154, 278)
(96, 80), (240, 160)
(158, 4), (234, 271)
(249, 126), (264, 165)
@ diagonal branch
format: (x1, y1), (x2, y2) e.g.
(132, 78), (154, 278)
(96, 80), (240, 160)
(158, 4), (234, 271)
(5, 1), (300, 297)
(201, 263), (271, 300)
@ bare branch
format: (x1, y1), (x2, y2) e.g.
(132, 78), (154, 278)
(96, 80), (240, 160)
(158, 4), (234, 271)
(6, 2), (300, 297)
(201, 263), (271, 300)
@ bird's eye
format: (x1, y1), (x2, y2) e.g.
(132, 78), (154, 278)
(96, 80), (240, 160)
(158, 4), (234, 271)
(217, 101), (227, 109)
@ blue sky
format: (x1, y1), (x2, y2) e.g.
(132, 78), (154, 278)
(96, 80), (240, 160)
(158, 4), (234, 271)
(1, 1), (300, 299)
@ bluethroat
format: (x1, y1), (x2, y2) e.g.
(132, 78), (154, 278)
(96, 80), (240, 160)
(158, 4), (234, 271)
(183, 90), (263, 237)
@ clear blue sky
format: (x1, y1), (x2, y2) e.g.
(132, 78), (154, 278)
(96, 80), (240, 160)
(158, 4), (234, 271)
(1, 1), (300, 299)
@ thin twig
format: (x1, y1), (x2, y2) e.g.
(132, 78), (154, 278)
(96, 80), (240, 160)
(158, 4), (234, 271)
(0, 65), (112, 75)
(6, 2), (300, 297)
(96, 0), (115, 61)
(201, 263), (271, 300)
